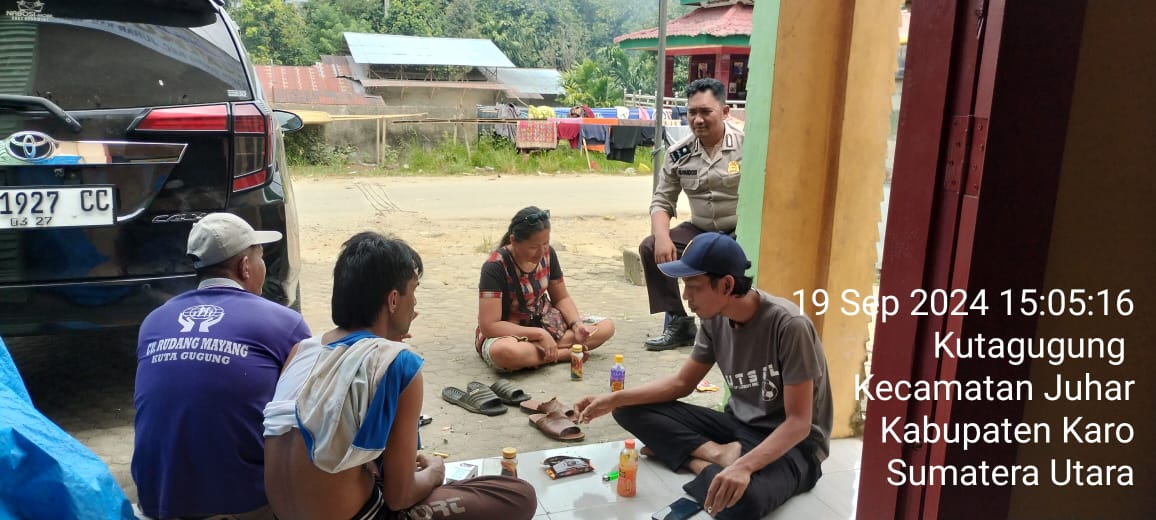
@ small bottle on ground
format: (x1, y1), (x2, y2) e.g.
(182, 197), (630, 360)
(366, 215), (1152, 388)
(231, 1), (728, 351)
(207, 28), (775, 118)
(500, 447), (518, 478)
(610, 354), (626, 392)
(570, 345), (584, 380)
(617, 439), (638, 497)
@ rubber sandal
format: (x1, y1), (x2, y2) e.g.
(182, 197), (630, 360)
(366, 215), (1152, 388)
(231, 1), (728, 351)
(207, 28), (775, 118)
(529, 410), (585, 442)
(519, 397), (576, 418)
(464, 379), (515, 411)
(442, 385), (507, 416)
(488, 379), (531, 406)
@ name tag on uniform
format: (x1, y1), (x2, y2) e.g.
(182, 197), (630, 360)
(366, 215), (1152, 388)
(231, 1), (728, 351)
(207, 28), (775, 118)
(676, 168), (699, 176)
(727, 161), (740, 174)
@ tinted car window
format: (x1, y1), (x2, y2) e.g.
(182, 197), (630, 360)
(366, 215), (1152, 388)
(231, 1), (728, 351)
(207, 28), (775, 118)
(0, 4), (249, 109)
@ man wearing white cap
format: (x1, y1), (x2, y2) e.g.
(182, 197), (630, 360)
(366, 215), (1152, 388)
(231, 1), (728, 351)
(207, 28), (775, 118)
(133, 213), (311, 520)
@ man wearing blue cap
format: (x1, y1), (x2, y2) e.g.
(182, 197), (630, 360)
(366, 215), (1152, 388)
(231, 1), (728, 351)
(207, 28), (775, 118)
(576, 233), (832, 519)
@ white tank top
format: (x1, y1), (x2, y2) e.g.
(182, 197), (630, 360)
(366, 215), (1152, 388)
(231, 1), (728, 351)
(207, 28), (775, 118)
(262, 334), (324, 437)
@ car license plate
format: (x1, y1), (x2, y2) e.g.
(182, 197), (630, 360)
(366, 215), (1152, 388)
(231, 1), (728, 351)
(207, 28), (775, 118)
(0, 186), (115, 229)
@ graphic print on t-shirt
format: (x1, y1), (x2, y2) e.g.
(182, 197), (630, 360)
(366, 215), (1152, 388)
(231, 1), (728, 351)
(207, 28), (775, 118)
(724, 362), (781, 402)
(143, 304), (252, 366)
(178, 304), (226, 333)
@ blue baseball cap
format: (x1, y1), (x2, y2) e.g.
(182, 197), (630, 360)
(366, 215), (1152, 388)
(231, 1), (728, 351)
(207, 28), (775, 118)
(658, 233), (751, 279)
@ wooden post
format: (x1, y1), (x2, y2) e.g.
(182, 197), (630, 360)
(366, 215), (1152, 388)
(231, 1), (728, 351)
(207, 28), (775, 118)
(386, 118), (395, 165)
(464, 127), (472, 161)
(376, 118), (383, 165)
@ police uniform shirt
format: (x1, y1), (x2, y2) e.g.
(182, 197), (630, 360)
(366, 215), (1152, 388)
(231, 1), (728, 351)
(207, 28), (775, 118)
(650, 120), (744, 232)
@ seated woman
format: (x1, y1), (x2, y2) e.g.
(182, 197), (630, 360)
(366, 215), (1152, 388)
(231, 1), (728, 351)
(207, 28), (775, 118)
(476, 206), (615, 371)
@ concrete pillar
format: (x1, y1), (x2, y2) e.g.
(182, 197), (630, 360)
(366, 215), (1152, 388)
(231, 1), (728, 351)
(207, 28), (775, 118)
(736, 0), (902, 437)
(717, 52), (732, 98)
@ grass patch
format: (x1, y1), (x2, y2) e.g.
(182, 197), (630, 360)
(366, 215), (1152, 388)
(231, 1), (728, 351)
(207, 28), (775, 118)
(475, 234), (497, 253)
(291, 135), (651, 177)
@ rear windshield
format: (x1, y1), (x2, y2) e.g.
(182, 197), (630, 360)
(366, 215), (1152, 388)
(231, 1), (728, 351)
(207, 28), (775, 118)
(0, 1), (250, 109)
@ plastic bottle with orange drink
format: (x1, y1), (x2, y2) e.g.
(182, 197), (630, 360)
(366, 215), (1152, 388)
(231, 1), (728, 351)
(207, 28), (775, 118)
(617, 439), (638, 497)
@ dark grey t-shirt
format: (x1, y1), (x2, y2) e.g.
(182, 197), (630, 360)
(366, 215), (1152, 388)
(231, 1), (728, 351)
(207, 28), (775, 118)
(691, 289), (833, 460)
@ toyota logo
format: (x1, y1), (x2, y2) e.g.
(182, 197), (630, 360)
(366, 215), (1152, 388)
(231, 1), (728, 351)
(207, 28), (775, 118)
(5, 131), (57, 162)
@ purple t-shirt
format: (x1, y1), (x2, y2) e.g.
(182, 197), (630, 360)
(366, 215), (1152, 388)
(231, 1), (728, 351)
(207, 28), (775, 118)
(132, 285), (310, 518)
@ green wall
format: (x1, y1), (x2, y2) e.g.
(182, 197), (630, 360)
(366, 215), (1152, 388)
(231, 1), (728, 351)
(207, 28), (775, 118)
(735, 0), (781, 279)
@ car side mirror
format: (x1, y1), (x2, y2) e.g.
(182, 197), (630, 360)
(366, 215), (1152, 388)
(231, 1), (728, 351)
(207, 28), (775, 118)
(272, 110), (304, 133)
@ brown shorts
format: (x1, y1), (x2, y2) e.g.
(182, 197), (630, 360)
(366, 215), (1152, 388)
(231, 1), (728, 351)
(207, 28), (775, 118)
(351, 476), (537, 520)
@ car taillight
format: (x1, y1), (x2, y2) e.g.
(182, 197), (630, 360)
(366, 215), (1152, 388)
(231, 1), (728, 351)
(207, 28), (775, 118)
(136, 104), (229, 131)
(232, 103), (266, 134)
(133, 103), (273, 193)
(231, 103), (272, 193)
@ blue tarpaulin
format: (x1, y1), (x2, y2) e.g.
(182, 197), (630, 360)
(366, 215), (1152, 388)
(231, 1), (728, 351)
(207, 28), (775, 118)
(0, 337), (135, 520)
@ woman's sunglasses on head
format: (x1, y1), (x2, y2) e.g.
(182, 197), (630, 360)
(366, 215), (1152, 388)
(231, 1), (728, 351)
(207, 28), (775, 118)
(518, 209), (550, 225)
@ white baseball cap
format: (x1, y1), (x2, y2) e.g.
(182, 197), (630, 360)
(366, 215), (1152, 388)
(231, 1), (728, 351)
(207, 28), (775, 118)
(187, 213), (282, 268)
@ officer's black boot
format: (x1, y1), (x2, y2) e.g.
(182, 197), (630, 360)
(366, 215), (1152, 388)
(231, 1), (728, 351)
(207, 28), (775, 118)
(645, 314), (697, 351)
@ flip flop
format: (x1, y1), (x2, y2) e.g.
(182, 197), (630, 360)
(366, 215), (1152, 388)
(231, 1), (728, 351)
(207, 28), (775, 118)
(529, 411), (585, 442)
(519, 397), (576, 419)
(442, 385), (507, 416)
(488, 379), (531, 406)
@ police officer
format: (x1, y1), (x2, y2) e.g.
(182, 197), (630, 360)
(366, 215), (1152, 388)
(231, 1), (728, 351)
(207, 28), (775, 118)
(640, 78), (744, 350)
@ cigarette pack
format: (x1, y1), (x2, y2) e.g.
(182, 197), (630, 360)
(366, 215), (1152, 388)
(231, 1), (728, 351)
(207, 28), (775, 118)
(445, 463), (478, 483)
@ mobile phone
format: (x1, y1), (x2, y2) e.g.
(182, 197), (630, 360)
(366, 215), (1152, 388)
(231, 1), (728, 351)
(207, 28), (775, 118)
(651, 497), (702, 520)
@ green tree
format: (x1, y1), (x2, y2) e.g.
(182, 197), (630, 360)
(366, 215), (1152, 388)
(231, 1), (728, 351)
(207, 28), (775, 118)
(302, 0), (375, 57)
(445, 0), (482, 38)
(600, 46), (656, 95)
(228, 0), (314, 65)
(561, 59), (622, 106)
(382, 0), (448, 37)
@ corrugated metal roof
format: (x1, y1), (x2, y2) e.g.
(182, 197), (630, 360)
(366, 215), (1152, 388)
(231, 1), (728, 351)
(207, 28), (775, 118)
(493, 68), (564, 95)
(359, 78), (509, 90)
(344, 33), (516, 68)
(252, 63), (384, 106)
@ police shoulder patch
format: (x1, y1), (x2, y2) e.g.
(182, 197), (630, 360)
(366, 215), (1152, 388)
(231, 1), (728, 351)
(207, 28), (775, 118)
(669, 145), (691, 163)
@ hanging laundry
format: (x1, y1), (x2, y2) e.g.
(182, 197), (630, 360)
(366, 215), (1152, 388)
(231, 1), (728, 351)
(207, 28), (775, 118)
(528, 106), (555, 119)
(515, 120), (558, 150)
(663, 126), (693, 146)
(578, 124), (610, 146)
(607, 126), (644, 163)
(493, 103), (519, 140)
(555, 118), (582, 149)
(639, 126), (656, 147)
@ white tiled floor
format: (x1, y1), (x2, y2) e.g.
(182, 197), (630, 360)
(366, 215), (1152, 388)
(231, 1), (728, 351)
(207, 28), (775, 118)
(450, 438), (861, 519)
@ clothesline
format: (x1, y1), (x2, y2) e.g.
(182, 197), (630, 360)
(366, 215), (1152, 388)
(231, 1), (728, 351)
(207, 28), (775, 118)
(387, 117), (673, 127)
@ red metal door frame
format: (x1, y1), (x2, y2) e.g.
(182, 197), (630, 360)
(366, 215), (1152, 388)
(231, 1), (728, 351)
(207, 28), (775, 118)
(858, 1), (991, 516)
(859, 0), (1087, 518)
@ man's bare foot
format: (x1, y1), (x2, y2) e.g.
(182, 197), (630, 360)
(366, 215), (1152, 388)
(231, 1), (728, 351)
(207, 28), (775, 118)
(640, 446), (656, 457)
(717, 441), (742, 467)
(691, 441), (743, 467)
